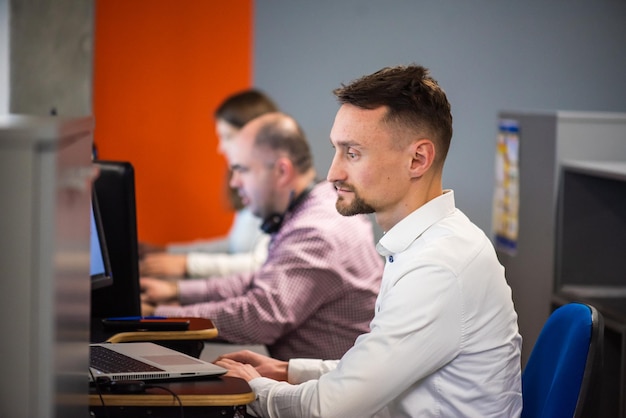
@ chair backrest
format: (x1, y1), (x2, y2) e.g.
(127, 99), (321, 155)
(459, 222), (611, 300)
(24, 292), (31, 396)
(521, 302), (603, 418)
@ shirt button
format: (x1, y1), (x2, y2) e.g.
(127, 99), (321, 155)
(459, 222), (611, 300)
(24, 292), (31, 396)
(388, 255), (394, 263)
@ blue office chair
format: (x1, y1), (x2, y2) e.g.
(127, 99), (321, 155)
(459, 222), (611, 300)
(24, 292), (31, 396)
(521, 302), (604, 418)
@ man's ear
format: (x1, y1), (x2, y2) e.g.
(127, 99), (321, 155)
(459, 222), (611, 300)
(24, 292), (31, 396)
(409, 139), (435, 178)
(275, 156), (295, 186)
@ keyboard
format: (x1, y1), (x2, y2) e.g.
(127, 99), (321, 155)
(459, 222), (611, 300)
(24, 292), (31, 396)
(90, 345), (164, 373)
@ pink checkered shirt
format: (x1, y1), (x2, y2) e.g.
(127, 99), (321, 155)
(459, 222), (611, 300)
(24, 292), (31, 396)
(155, 182), (383, 360)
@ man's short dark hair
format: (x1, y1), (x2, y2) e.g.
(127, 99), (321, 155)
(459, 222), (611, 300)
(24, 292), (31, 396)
(333, 64), (453, 165)
(215, 89), (279, 128)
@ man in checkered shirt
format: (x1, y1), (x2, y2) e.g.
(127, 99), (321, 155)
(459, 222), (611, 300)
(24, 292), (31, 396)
(140, 112), (384, 361)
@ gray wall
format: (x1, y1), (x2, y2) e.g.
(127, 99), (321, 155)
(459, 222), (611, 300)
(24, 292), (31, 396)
(253, 0), (626, 237)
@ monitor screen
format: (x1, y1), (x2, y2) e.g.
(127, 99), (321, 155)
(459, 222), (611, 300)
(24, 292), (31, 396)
(90, 192), (113, 290)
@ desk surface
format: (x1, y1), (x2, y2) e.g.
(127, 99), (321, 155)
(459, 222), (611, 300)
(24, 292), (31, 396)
(91, 317), (219, 343)
(90, 376), (255, 407)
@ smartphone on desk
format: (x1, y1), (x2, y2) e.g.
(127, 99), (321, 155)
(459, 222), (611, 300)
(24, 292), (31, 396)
(101, 316), (190, 332)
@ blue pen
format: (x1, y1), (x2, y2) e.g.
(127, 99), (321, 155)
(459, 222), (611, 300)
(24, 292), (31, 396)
(105, 316), (167, 321)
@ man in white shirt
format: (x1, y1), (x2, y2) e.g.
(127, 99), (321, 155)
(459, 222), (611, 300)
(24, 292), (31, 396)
(215, 64), (522, 417)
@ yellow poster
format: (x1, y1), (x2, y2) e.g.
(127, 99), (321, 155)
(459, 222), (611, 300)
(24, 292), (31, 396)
(493, 119), (519, 255)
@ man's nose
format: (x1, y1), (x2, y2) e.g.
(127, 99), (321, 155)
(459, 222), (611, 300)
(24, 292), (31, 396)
(326, 154), (343, 183)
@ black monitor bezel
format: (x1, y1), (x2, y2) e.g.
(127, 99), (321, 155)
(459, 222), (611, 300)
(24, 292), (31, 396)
(90, 160), (141, 319)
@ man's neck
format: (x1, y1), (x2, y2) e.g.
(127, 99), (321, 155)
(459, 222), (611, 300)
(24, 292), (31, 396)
(283, 169), (317, 211)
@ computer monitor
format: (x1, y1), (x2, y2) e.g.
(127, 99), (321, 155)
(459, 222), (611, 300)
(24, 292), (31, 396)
(91, 191), (114, 290)
(91, 160), (141, 319)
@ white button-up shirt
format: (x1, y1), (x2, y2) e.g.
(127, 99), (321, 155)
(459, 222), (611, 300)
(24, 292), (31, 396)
(247, 190), (522, 417)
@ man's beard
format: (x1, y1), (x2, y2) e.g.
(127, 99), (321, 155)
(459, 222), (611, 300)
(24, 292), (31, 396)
(335, 185), (375, 216)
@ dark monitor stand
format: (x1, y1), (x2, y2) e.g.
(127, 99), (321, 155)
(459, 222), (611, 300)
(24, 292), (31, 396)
(91, 160), (141, 341)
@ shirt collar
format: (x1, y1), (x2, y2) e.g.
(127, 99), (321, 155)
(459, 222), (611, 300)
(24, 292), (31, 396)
(376, 190), (456, 256)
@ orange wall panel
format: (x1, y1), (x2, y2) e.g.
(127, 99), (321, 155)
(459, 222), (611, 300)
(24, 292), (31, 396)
(93, 0), (252, 245)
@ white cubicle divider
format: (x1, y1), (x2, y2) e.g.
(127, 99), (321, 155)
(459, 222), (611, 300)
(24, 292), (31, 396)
(0, 115), (94, 418)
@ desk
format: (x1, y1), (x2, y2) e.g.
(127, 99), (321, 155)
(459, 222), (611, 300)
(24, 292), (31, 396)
(89, 376), (255, 418)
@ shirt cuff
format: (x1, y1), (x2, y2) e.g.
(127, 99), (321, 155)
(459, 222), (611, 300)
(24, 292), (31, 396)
(153, 304), (186, 317)
(177, 278), (211, 305)
(287, 358), (325, 384)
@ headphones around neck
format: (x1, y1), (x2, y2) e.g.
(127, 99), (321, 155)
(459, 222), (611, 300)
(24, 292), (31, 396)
(260, 182), (316, 234)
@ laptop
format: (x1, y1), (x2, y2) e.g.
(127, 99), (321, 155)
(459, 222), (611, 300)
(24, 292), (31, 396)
(89, 342), (227, 382)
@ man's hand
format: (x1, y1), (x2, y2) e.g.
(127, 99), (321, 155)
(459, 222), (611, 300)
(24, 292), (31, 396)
(214, 357), (262, 382)
(214, 350), (289, 382)
(140, 253), (187, 277)
(140, 277), (179, 305)
(138, 242), (167, 259)
(141, 301), (156, 316)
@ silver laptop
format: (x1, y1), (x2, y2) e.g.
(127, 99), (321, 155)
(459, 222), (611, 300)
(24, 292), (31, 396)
(89, 342), (227, 382)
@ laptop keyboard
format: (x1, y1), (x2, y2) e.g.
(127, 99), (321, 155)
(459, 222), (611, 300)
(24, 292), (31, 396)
(90, 345), (164, 373)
